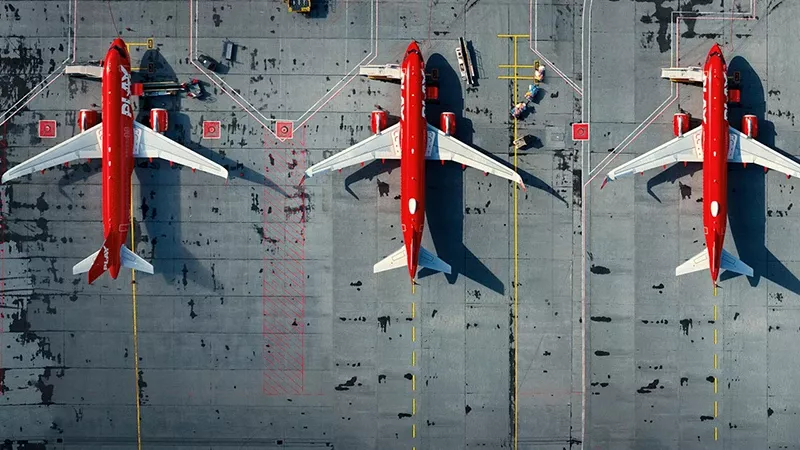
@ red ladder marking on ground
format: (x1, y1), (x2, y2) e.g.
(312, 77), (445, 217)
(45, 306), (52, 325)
(262, 131), (307, 396)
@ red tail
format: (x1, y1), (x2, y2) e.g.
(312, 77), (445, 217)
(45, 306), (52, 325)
(88, 233), (120, 284)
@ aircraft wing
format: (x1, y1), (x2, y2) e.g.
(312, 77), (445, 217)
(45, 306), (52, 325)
(133, 122), (228, 179)
(425, 123), (523, 186)
(605, 126), (703, 181)
(305, 123), (401, 177)
(2, 123), (102, 183)
(728, 126), (800, 178)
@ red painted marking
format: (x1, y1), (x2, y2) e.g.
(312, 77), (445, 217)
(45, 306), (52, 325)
(262, 132), (307, 396)
(276, 121), (294, 140)
(203, 121), (221, 140)
(38, 120), (57, 139)
(572, 123), (589, 141)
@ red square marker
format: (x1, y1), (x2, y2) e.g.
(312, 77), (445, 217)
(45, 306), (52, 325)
(276, 121), (293, 140)
(38, 120), (57, 139)
(572, 123), (589, 141)
(203, 121), (221, 139)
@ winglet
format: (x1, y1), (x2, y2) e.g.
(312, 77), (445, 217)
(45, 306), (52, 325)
(600, 177), (609, 189)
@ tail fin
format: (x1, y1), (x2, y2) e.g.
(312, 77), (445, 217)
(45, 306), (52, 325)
(675, 248), (753, 277)
(73, 233), (153, 283)
(373, 245), (451, 274)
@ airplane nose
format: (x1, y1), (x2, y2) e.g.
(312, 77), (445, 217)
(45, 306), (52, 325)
(708, 43), (722, 55)
(406, 40), (420, 54)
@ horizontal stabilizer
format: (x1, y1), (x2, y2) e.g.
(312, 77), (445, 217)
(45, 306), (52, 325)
(720, 248), (753, 277)
(675, 248), (709, 276)
(418, 246), (451, 274)
(374, 246), (407, 273)
(373, 245), (451, 274)
(121, 245), (154, 274)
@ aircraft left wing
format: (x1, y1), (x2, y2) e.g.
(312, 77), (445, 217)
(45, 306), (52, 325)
(425, 124), (523, 186)
(133, 122), (228, 179)
(605, 126), (703, 182)
(728, 127), (800, 178)
(305, 123), (401, 177)
(2, 123), (102, 183)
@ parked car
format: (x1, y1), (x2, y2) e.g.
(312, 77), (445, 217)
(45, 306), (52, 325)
(196, 54), (218, 72)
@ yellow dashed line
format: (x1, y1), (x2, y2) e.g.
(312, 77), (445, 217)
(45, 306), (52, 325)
(412, 398), (416, 415)
(412, 423), (416, 438)
(714, 353), (718, 369)
(412, 374), (416, 391)
(412, 326), (416, 342)
(130, 184), (142, 450)
(714, 376), (717, 394)
(714, 400), (718, 417)
(714, 328), (717, 345)
(412, 351), (416, 367)
(412, 302), (415, 319)
(714, 427), (718, 441)
(713, 304), (717, 321)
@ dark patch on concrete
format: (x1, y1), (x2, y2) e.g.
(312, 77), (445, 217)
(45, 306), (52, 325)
(590, 265), (611, 275)
(637, 379), (661, 394)
(590, 316), (611, 322)
(334, 376), (358, 391)
(377, 316), (390, 332)
(680, 377), (689, 386)
(377, 179), (390, 197)
(594, 350), (610, 356)
(188, 298), (197, 319)
(679, 181), (692, 199)
(679, 318), (693, 335)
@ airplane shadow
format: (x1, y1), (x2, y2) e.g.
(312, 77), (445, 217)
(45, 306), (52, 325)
(645, 162), (702, 203)
(722, 56), (800, 293)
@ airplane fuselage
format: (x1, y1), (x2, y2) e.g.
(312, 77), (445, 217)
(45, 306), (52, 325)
(100, 38), (135, 279)
(701, 43), (729, 283)
(399, 41), (427, 282)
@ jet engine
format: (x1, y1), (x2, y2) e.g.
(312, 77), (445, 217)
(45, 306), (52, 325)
(370, 110), (388, 135)
(742, 114), (758, 139)
(78, 109), (99, 133)
(440, 112), (456, 136)
(673, 112), (690, 137)
(149, 108), (168, 133)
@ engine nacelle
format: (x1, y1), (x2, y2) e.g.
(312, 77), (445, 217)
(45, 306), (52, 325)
(673, 112), (690, 137)
(440, 112), (456, 136)
(370, 110), (388, 135)
(742, 114), (758, 139)
(78, 109), (99, 133)
(149, 108), (168, 133)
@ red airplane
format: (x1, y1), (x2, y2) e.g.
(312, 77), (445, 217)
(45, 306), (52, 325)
(2, 38), (228, 283)
(603, 43), (800, 294)
(304, 41), (524, 291)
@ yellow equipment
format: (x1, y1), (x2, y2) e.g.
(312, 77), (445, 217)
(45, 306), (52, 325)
(285, 0), (311, 13)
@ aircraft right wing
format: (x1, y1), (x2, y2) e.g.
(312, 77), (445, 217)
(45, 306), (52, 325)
(425, 123), (523, 186)
(728, 127), (800, 178)
(605, 126), (703, 182)
(305, 123), (401, 177)
(2, 123), (102, 183)
(133, 122), (228, 179)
